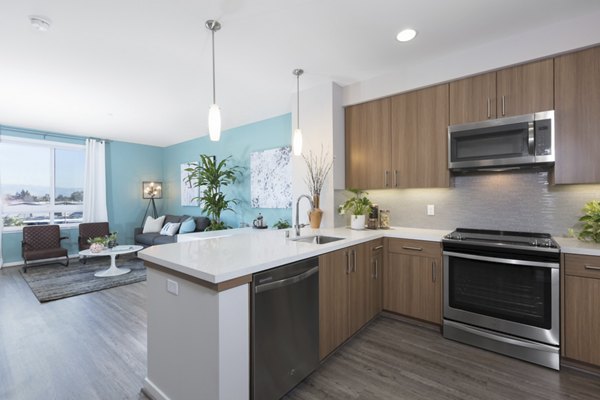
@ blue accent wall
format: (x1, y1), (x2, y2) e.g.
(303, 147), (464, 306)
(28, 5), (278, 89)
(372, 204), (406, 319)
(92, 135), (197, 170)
(163, 113), (292, 229)
(1, 113), (291, 265)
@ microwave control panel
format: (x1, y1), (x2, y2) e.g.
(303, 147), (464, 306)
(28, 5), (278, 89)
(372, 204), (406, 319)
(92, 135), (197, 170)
(535, 118), (553, 156)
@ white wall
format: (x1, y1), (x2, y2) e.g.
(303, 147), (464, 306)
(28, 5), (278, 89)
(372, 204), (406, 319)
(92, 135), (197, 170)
(343, 8), (600, 106)
(291, 82), (344, 230)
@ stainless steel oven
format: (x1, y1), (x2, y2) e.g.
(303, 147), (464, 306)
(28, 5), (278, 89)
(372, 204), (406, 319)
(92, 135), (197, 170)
(442, 228), (560, 370)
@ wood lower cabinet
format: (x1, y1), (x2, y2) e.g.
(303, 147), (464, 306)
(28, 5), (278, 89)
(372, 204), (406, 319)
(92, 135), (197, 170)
(368, 239), (384, 320)
(383, 238), (442, 324)
(345, 98), (392, 189)
(563, 253), (600, 367)
(319, 247), (349, 360)
(319, 240), (378, 360)
(554, 46), (600, 184)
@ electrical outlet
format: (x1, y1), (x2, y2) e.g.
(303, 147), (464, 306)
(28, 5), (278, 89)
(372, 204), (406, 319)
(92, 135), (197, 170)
(427, 204), (435, 216)
(167, 279), (179, 295)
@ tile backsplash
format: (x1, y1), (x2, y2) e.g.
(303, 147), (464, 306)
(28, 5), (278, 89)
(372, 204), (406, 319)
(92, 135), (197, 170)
(334, 170), (600, 236)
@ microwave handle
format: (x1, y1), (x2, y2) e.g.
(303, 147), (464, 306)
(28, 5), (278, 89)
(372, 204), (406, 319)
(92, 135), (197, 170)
(527, 121), (535, 155)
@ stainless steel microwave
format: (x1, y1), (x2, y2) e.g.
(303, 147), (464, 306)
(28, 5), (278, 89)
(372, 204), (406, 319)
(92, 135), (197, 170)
(448, 110), (554, 170)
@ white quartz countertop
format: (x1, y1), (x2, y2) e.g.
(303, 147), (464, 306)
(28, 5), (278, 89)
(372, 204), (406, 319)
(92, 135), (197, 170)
(554, 236), (600, 256)
(138, 226), (450, 284)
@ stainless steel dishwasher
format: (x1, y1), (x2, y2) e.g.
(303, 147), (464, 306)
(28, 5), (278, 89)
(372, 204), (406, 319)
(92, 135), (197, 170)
(251, 257), (319, 400)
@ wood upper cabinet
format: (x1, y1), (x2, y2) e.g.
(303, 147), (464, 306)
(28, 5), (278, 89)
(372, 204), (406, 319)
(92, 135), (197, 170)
(449, 59), (553, 125)
(563, 253), (600, 367)
(345, 98), (392, 189)
(554, 46), (600, 184)
(450, 71), (496, 125)
(319, 241), (374, 360)
(391, 84), (449, 188)
(496, 59), (554, 117)
(383, 238), (442, 325)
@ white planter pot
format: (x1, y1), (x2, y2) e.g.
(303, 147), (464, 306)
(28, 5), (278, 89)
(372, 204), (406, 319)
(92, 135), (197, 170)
(350, 214), (366, 230)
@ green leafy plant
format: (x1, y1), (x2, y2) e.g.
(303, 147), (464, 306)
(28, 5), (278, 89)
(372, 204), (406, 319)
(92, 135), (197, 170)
(184, 155), (241, 231)
(338, 189), (372, 216)
(573, 200), (600, 243)
(273, 218), (291, 229)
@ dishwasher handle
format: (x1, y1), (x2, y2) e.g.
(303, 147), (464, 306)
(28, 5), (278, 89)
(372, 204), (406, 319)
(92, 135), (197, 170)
(254, 266), (319, 294)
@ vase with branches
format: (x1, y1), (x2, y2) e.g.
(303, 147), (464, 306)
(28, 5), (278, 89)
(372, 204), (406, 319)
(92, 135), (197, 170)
(184, 155), (241, 231)
(303, 148), (334, 228)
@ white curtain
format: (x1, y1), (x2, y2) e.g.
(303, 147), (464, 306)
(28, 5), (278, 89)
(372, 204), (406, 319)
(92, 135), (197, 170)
(83, 138), (108, 222)
(0, 151), (3, 269)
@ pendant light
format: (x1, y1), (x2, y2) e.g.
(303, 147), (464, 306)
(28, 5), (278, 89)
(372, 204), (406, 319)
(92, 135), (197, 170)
(206, 19), (221, 141)
(292, 68), (304, 156)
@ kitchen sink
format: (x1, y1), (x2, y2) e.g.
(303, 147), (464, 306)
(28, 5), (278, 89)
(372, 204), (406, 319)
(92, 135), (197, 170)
(291, 235), (344, 244)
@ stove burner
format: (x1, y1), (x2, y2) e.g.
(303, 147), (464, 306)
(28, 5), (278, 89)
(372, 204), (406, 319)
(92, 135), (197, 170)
(443, 228), (559, 250)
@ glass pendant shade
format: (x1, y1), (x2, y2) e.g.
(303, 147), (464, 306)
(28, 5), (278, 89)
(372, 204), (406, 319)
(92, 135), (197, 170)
(208, 103), (221, 141)
(292, 128), (303, 156)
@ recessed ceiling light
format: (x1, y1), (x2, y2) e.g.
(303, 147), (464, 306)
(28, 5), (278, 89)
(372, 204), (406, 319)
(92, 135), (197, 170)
(396, 28), (417, 42)
(29, 15), (51, 32)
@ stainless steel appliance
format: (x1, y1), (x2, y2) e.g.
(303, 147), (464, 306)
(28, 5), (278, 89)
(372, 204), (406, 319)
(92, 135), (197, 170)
(251, 257), (319, 400)
(448, 110), (554, 170)
(442, 228), (560, 370)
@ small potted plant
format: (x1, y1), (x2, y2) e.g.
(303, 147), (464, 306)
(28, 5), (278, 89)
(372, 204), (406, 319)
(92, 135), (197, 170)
(273, 218), (291, 229)
(87, 236), (107, 253)
(569, 200), (600, 243)
(338, 189), (372, 230)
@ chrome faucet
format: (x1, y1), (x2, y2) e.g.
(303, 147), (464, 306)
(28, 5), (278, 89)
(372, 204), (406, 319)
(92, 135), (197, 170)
(294, 194), (314, 236)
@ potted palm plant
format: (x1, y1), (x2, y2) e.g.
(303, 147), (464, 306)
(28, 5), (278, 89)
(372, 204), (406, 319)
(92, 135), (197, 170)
(184, 155), (241, 231)
(338, 189), (372, 230)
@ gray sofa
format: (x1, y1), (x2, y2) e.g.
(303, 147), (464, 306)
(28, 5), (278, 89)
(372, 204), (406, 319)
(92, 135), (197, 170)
(134, 215), (210, 247)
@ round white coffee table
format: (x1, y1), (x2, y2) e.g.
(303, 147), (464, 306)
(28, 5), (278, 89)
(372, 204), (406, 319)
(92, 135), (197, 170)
(79, 245), (143, 277)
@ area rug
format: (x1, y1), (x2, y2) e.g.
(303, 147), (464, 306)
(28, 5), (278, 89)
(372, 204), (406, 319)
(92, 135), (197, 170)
(19, 255), (146, 303)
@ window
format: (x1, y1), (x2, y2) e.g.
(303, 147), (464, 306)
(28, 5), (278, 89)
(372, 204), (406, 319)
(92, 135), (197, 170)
(0, 137), (85, 230)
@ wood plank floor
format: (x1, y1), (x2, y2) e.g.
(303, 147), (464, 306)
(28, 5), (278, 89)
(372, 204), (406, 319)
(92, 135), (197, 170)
(2, 264), (600, 400)
(0, 265), (148, 400)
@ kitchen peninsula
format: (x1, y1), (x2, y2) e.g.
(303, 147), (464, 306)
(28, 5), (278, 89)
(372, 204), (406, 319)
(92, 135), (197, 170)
(137, 226), (448, 400)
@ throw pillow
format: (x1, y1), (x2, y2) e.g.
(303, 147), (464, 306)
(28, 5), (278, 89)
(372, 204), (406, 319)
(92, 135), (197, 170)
(160, 222), (181, 236)
(179, 218), (196, 234)
(142, 215), (166, 233)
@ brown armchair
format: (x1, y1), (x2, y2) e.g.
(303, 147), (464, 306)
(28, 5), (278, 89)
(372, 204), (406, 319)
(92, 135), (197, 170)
(21, 225), (69, 272)
(78, 222), (110, 264)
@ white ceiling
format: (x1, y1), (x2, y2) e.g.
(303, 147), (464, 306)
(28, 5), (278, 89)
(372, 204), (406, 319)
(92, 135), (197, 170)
(1, 0), (600, 147)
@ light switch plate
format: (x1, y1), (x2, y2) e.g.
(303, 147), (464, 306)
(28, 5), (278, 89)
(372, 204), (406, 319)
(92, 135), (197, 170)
(427, 204), (435, 216)
(167, 279), (179, 295)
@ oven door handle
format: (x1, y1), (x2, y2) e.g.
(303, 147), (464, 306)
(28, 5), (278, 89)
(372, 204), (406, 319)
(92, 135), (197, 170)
(443, 251), (559, 269)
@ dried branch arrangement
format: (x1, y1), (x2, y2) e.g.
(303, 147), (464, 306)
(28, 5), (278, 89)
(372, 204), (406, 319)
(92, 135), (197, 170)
(303, 147), (333, 197)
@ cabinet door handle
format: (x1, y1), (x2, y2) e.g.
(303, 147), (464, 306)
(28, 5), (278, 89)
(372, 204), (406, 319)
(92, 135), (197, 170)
(372, 245), (383, 251)
(394, 170), (399, 188)
(374, 259), (379, 279)
(501, 95), (506, 116)
(432, 261), (436, 283)
(352, 249), (357, 273)
(402, 246), (423, 251)
(584, 265), (600, 271)
(384, 170), (389, 187)
(487, 97), (491, 119)
(346, 251), (351, 274)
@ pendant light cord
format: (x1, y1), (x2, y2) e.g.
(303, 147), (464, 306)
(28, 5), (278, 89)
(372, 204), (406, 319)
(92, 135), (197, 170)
(211, 26), (216, 104)
(296, 72), (300, 129)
